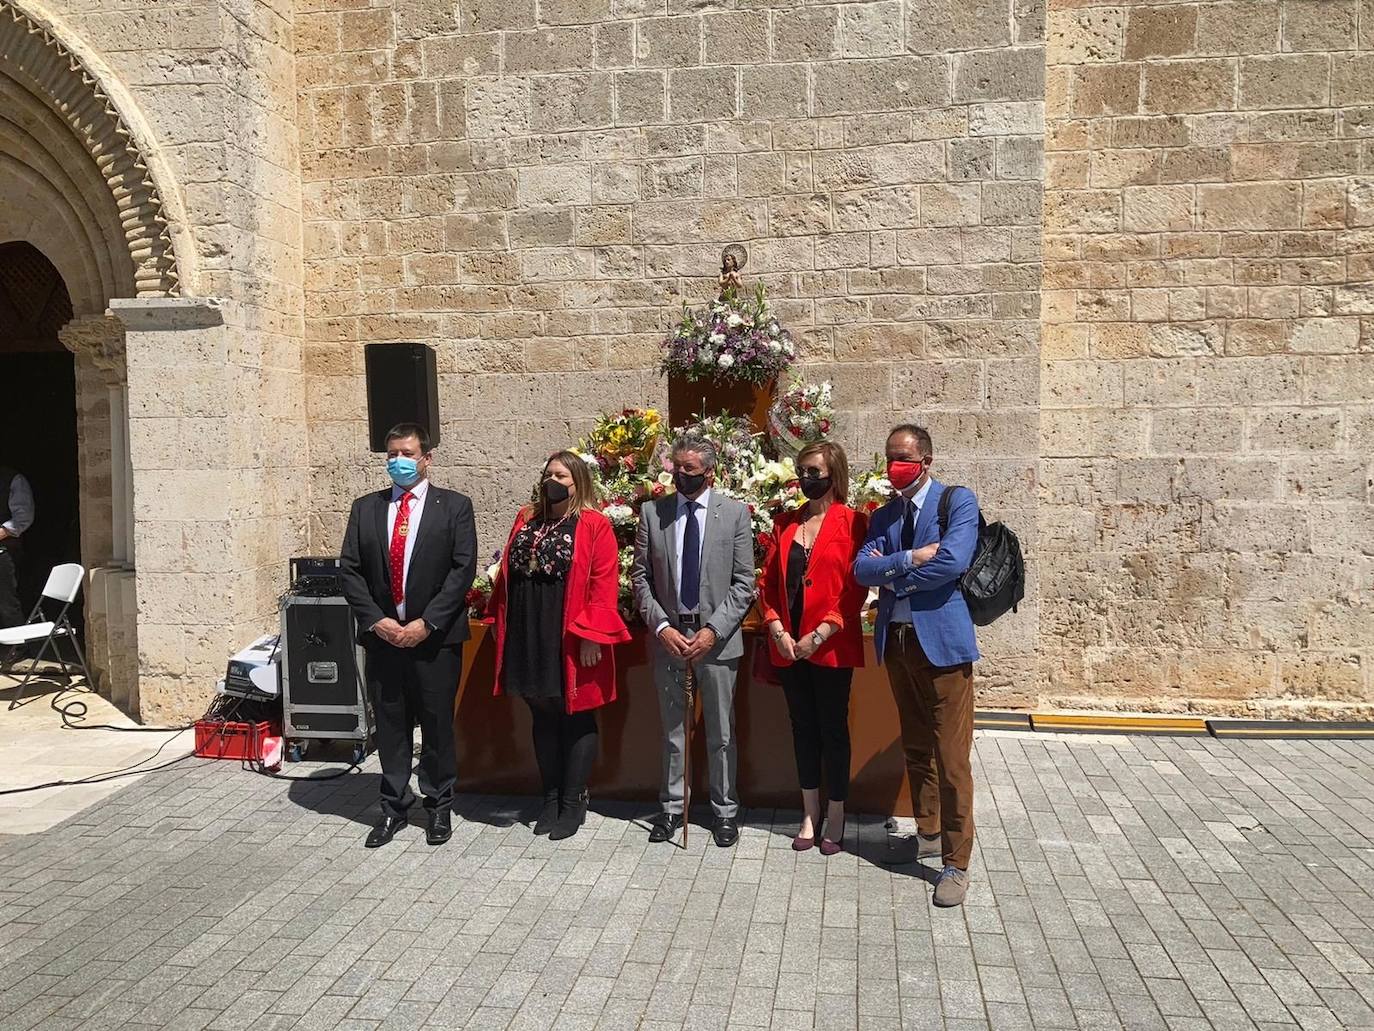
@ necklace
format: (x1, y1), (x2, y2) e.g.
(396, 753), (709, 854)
(798, 510), (824, 561)
(527, 510), (571, 573)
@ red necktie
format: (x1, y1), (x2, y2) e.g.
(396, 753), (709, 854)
(389, 492), (413, 608)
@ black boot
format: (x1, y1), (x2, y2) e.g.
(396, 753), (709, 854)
(533, 789), (560, 835)
(549, 790), (588, 841)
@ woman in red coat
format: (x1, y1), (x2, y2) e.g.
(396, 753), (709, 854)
(490, 450), (630, 840)
(758, 442), (868, 856)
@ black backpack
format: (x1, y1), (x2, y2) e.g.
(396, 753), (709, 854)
(936, 486), (1024, 626)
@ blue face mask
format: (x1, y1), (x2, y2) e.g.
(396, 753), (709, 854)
(386, 456), (421, 488)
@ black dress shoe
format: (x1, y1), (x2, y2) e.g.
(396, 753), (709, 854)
(648, 812), (683, 843)
(711, 817), (739, 848)
(365, 815), (407, 848)
(426, 809), (452, 846)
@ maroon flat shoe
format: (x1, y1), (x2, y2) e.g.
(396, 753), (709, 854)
(792, 834), (815, 851)
(818, 837), (843, 856)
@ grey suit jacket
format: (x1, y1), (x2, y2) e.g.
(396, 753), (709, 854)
(632, 491), (756, 662)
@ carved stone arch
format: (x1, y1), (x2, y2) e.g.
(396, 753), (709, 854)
(0, 0), (185, 297)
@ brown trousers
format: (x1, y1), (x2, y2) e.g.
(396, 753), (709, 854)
(884, 622), (975, 869)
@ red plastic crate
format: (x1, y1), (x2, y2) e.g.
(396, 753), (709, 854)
(194, 719), (278, 761)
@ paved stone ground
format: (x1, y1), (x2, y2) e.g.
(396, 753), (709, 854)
(0, 732), (1372, 1031)
(0, 676), (194, 834)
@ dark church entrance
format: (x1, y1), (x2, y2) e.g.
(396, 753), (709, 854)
(0, 241), (81, 629)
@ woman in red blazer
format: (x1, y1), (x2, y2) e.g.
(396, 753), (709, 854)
(759, 441), (868, 856)
(490, 450), (630, 841)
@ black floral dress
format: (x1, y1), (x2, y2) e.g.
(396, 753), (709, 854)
(501, 514), (578, 700)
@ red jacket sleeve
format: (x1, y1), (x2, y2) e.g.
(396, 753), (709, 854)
(569, 514), (631, 645)
(824, 509), (869, 630)
(757, 513), (785, 627)
(490, 511), (524, 631)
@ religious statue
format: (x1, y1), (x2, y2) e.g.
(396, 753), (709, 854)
(718, 244), (747, 296)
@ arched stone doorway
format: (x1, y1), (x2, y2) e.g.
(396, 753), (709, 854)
(1, 0), (190, 715)
(0, 242), (81, 631)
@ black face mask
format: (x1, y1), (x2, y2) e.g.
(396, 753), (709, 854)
(800, 477), (833, 501)
(674, 470), (707, 497)
(541, 479), (571, 504)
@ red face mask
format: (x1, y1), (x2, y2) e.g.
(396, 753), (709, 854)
(887, 460), (926, 491)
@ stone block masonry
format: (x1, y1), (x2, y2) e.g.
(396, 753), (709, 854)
(25, 0), (1367, 718)
(297, 0), (1047, 707)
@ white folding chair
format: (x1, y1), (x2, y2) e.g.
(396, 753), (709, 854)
(1, 563), (95, 710)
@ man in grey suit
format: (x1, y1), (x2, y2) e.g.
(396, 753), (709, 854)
(633, 433), (756, 847)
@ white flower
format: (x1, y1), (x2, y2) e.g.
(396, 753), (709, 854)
(708, 331), (726, 345)
(717, 353), (735, 368)
(605, 504), (635, 525)
(768, 341), (782, 353)
(782, 341), (795, 356)
(657, 471), (674, 487)
(726, 313), (743, 328)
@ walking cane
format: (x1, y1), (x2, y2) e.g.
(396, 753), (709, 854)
(682, 658), (695, 848)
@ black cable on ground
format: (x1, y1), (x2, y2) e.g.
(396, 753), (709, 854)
(51, 689), (195, 732)
(0, 735), (201, 796)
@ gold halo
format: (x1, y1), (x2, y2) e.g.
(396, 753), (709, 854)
(721, 244), (748, 270)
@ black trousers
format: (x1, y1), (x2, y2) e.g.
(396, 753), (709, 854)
(365, 643), (462, 819)
(0, 548), (22, 630)
(525, 698), (598, 798)
(779, 661), (854, 802)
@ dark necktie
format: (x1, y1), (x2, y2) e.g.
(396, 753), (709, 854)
(680, 501), (701, 612)
(900, 498), (915, 552)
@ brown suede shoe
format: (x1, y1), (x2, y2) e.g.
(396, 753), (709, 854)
(933, 866), (970, 908)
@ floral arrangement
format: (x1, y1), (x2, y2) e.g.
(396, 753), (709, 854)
(466, 551), (503, 620)
(577, 409), (662, 486)
(848, 454), (895, 514)
(660, 282), (796, 387)
(767, 377), (835, 461)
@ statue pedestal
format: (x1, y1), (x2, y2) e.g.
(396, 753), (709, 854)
(668, 375), (775, 434)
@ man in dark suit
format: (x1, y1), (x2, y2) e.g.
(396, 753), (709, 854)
(0, 466), (35, 632)
(340, 422), (478, 848)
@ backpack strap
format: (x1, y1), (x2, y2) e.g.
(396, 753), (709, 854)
(936, 485), (960, 538)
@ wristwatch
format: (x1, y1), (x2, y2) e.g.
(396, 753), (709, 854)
(810, 630), (825, 648)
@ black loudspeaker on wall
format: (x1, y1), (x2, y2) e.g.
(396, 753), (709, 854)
(364, 342), (440, 453)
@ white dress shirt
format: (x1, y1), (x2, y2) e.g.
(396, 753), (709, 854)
(387, 477), (429, 622)
(655, 487), (712, 635)
(889, 477), (932, 624)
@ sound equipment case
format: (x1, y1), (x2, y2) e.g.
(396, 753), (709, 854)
(280, 592), (373, 761)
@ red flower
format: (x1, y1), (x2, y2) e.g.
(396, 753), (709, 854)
(865, 500), (879, 512)
(820, 419), (831, 433)
(755, 532), (771, 550)
(652, 484), (666, 497)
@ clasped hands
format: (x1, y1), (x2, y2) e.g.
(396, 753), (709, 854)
(373, 617), (431, 648)
(657, 625), (717, 663)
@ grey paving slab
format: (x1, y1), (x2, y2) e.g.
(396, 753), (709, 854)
(0, 734), (1372, 1030)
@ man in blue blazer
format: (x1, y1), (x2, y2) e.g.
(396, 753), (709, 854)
(853, 424), (979, 907)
